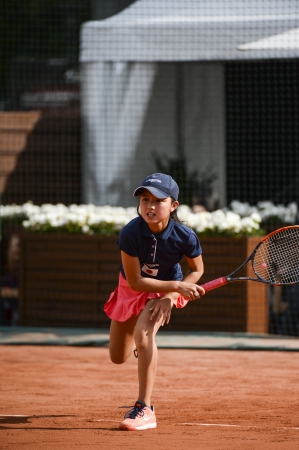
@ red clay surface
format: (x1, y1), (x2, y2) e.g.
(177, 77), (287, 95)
(1, 345), (299, 450)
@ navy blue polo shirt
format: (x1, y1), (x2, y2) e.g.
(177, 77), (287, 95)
(117, 216), (202, 281)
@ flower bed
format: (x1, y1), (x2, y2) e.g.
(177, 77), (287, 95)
(1, 200), (297, 237)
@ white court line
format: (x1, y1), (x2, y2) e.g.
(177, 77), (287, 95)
(0, 415), (30, 418)
(182, 423), (299, 430)
(95, 419), (120, 423)
(182, 423), (254, 428)
(0, 414), (75, 418)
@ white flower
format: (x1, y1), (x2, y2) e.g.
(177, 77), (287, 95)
(82, 225), (90, 233)
(250, 212), (262, 223)
(240, 217), (260, 233)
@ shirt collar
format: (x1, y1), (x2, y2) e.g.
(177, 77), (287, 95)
(141, 218), (175, 240)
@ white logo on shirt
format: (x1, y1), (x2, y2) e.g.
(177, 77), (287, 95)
(142, 264), (159, 277)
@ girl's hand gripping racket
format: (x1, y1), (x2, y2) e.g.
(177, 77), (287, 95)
(200, 225), (299, 293)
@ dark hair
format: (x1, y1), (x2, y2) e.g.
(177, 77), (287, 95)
(136, 197), (183, 225)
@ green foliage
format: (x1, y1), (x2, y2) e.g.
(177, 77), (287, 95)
(198, 228), (265, 238)
(260, 217), (293, 234)
(1, 216), (26, 226)
(26, 221), (122, 236)
(152, 151), (217, 208)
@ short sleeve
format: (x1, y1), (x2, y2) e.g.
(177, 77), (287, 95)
(117, 224), (139, 257)
(184, 229), (202, 259)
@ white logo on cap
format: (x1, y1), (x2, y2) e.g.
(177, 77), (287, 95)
(147, 179), (162, 183)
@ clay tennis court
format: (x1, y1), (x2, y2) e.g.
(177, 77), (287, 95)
(1, 345), (299, 449)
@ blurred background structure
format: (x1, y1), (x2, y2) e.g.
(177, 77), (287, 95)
(1, 0), (299, 335)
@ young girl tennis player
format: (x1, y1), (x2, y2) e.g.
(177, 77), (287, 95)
(104, 173), (205, 431)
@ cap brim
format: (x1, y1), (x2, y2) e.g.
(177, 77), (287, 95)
(133, 186), (169, 198)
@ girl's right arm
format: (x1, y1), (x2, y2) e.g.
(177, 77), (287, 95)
(121, 251), (203, 299)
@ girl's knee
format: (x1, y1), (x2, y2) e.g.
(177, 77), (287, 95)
(109, 342), (133, 364)
(109, 317), (137, 364)
(110, 356), (126, 365)
(109, 349), (129, 365)
(134, 325), (154, 349)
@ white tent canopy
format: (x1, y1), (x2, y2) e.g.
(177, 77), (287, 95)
(81, 0), (299, 62)
(80, 0), (299, 206)
(238, 27), (299, 51)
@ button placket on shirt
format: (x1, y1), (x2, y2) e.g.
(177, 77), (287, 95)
(151, 238), (157, 262)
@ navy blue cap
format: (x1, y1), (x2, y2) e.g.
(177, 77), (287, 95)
(133, 173), (179, 201)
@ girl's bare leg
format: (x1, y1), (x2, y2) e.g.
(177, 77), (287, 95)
(134, 299), (163, 406)
(109, 314), (138, 364)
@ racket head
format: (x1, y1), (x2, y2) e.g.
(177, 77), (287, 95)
(252, 225), (299, 286)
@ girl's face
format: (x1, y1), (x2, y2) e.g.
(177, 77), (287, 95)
(139, 189), (179, 233)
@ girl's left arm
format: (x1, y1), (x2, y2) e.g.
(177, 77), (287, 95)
(149, 254), (204, 324)
(182, 254), (204, 284)
(160, 254), (204, 303)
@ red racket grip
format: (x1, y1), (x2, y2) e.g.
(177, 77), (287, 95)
(200, 277), (227, 293)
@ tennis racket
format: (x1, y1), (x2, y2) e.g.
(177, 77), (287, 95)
(200, 225), (299, 293)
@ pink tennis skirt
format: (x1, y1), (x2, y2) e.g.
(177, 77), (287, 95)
(104, 273), (188, 322)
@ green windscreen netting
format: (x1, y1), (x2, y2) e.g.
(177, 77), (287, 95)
(1, 0), (299, 336)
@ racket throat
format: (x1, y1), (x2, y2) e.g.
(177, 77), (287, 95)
(227, 276), (247, 281)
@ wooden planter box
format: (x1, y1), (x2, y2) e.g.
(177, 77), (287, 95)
(175, 236), (268, 333)
(19, 234), (268, 332)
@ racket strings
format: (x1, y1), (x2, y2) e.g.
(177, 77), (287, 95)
(261, 242), (299, 283)
(253, 227), (299, 284)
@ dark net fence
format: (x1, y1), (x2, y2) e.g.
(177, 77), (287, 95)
(1, 0), (299, 336)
